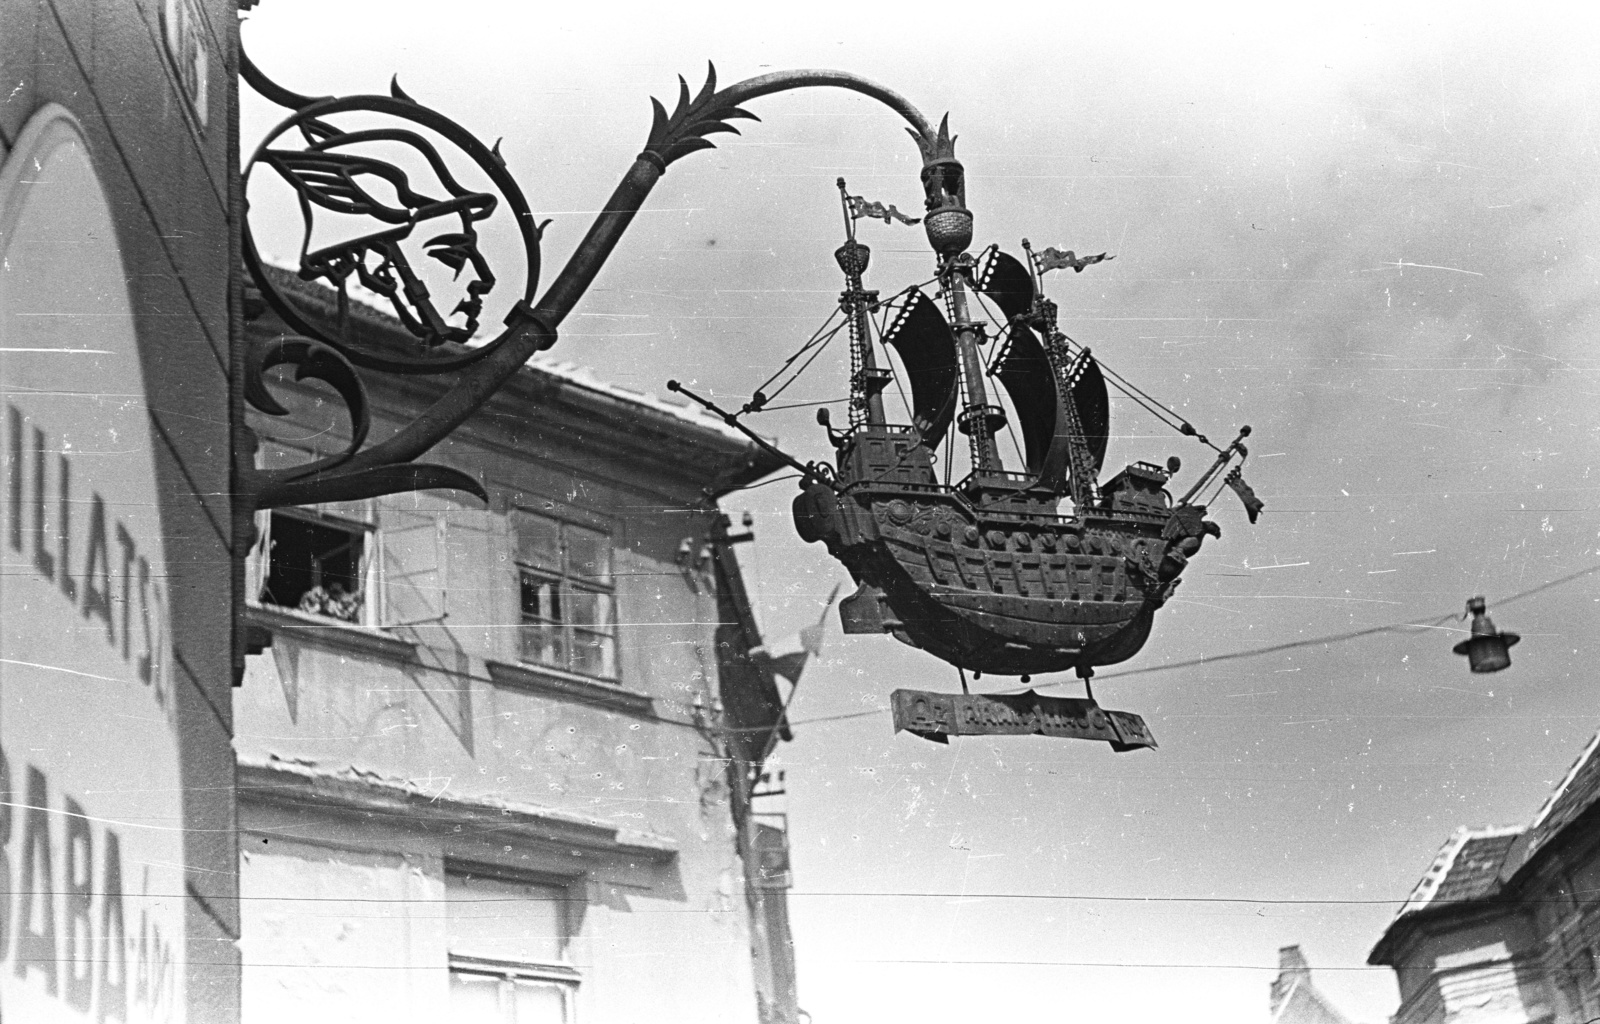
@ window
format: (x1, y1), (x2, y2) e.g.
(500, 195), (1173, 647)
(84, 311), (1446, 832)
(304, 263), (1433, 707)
(513, 511), (616, 679)
(449, 968), (575, 1024)
(254, 510), (372, 625)
(447, 869), (578, 1024)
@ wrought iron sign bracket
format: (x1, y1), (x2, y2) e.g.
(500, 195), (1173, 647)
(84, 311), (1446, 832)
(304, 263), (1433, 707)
(238, 50), (954, 511)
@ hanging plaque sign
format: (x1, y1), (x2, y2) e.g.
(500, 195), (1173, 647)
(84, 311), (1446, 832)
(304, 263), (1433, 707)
(890, 688), (1157, 751)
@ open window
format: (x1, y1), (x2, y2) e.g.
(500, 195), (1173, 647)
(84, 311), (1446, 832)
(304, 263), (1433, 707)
(254, 510), (373, 625)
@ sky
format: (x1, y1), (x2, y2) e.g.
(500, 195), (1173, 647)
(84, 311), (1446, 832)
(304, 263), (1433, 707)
(242, 3), (1600, 1021)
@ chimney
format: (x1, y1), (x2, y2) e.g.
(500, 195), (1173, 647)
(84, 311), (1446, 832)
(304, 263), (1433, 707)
(1270, 945), (1312, 1015)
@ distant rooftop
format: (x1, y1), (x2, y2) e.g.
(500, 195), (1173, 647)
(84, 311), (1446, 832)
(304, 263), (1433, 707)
(1270, 945), (1355, 1024)
(1390, 825), (1522, 919)
(1523, 728), (1600, 865)
(1372, 723), (1600, 963)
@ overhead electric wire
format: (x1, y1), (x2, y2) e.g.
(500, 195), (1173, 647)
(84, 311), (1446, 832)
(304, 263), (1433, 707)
(0, 953), (1387, 973)
(1025, 559), (1600, 690)
(807, 958), (1387, 972)
(26, 885), (1600, 908)
(770, 562), (1600, 726)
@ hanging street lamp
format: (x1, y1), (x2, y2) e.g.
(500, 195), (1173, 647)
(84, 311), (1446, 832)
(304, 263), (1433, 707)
(1453, 596), (1520, 673)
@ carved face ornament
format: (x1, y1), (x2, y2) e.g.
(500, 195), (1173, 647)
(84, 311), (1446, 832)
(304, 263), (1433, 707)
(263, 122), (500, 346)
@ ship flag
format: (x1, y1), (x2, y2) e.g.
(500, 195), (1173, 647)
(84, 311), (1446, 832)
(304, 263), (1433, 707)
(1225, 466), (1266, 524)
(750, 584), (841, 685)
(846, 193), (922, 226)
(1035, 247), (1115, 274)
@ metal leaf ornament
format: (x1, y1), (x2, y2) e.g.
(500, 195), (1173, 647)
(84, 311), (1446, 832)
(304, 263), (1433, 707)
(244, 337), (370, 482)
(243, 336), (487, 509)
(244, 336), (369, 435)
(257, 462), (489, 510)
(908, 113), (958, 163)
(642, 63), (761, 169)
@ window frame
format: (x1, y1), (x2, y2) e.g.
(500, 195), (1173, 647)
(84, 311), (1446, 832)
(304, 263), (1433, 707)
(511, 508), (618, 681)
(444, 863), (581, 1024)
(447, 957), (579, 1024)
(250, 507), (377, 627)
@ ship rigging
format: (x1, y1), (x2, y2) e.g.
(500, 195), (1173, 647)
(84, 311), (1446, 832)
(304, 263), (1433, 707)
(672, 169), (1263, 686)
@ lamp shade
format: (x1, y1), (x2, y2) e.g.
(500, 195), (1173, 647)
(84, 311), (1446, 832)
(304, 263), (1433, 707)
(1451, 596), (1519, 673)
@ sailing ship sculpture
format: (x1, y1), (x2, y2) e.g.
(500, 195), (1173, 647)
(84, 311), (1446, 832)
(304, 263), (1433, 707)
(775, 154), (1263, 685)
(676, 155), (1262, 706)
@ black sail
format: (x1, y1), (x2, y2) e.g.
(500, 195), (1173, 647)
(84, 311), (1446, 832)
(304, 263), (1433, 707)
(881, 290), (959, 450)
(976, 249), (1035, 324)
(1072, 353), (1110, 474)
(996, 323), (1072, 489)
(981, 249), (1077, 489)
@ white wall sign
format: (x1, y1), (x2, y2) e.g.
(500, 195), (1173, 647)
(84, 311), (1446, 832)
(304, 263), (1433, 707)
(0, 106), (185, 1023)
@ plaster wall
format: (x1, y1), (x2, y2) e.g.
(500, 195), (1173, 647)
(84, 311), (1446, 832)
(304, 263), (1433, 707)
(239, 832), (450, 1023)
(235, 367), (767, 1020)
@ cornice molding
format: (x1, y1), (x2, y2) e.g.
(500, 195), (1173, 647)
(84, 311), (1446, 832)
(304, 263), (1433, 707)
(485, 659), (656, 719)
(237, 757), (678, 864)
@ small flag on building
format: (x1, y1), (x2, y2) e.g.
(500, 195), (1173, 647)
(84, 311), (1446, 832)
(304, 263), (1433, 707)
(1225, 467), (1265, 524)
(1035, 247), (1115, 274)
(847, 194), (922, 226)
(750, 584), (841, 685)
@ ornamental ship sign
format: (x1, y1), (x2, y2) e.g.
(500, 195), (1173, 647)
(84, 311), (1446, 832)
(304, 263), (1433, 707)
(240, 55), (1267, 749)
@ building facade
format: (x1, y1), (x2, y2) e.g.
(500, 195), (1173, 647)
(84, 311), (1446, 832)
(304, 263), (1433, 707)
(1370, 728), (1600, 1024)
(0, 3), (242, 1020)
(236, 280), (789, 1022)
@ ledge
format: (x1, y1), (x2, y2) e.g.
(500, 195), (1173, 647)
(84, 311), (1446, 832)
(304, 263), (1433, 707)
(245, 603), (417, 662)
(237, 757), (678, 864)
(449, 954), (581, 984)
(485, 659), (655, 718)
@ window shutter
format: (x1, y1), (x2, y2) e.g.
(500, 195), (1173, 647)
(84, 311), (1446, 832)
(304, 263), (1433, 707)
(378, 498), (447, 630)
(442, 505), (494, 653)
(244, 509), (271, 604)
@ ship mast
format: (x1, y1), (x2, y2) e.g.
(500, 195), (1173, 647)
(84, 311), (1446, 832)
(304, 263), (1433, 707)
(1023, 239), (1098, 509)
(913, 119), (1005, 477)
(836, 179), (890, 428)
(945, 265), (1005, 473)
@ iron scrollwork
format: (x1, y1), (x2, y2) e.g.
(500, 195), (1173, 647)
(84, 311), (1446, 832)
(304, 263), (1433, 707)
(239, 51), (952, 512)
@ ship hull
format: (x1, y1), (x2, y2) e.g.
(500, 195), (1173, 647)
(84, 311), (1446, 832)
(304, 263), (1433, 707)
(796, 477), (1201, 677)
